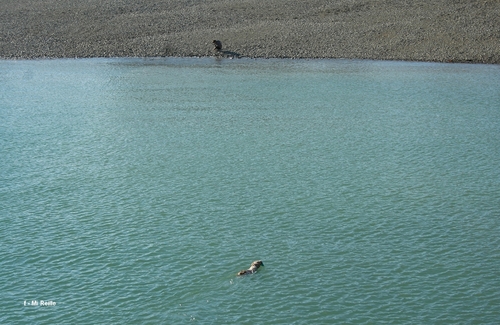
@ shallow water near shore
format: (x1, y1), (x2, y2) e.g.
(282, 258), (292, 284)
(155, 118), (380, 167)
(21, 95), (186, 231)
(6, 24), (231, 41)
(1, 57), (500, 324)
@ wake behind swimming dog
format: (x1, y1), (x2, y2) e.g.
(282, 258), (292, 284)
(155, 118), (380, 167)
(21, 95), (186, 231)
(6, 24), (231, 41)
(237, 260), (264, 276)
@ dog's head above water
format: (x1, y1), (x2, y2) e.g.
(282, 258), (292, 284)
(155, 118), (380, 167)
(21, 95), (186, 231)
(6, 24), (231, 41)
(237, 260), (264, 276)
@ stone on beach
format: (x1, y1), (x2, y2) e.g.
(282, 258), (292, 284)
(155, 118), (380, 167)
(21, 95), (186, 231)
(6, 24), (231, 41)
(1, 0), (499, 63)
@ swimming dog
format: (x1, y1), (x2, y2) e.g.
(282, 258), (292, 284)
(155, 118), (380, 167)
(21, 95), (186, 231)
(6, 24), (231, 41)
(237, 260), (264, 275)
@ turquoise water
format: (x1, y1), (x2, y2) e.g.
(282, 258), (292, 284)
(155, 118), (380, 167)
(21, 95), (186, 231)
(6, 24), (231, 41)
(1, 58), (499, 324)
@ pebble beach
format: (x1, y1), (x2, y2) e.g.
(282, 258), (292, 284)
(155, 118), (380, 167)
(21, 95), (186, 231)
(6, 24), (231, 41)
(1, 0), (499, 63)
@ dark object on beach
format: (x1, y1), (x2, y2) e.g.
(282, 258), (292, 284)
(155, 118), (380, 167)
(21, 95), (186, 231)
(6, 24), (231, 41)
(213, 40), (222, 51)
(237, 260), (264, 275)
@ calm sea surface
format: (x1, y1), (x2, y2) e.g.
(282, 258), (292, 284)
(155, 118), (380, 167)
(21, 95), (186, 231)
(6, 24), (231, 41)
(1, 58), (499, 324)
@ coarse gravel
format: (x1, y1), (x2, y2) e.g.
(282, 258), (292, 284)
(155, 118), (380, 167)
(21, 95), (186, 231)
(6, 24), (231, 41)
(1, 0), (499, 63)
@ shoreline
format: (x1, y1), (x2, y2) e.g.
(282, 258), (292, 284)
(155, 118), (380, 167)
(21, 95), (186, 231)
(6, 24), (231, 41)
(3, 56), (498, 67)
(2, 0), (499, 64)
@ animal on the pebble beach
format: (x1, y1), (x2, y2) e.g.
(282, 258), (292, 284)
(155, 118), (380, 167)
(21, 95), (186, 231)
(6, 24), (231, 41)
(213, 40), (222, 51)
(237, 260), (264, 275)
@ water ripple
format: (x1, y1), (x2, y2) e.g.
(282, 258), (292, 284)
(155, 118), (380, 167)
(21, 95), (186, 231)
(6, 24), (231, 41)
(2, 58), (500, 324)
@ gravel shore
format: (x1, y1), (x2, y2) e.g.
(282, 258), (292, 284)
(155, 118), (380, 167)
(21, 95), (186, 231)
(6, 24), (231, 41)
(1, 0), (499, 63)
